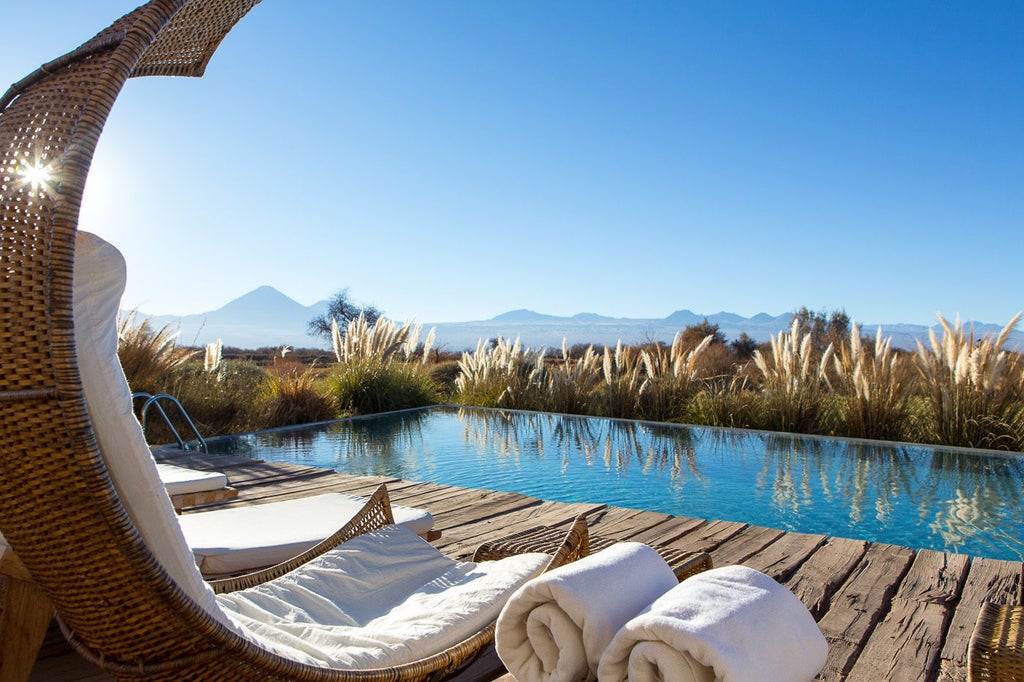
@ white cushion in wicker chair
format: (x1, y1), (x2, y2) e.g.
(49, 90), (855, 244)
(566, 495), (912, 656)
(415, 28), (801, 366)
(218, 525), (549, 668)
(73, 231), (231, 626)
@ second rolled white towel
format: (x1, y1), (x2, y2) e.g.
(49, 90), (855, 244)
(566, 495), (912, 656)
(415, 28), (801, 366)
(597, 565), (828, 682)
(495, 542), (678, 682)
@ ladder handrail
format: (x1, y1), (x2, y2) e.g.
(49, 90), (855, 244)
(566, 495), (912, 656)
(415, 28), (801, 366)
(131, 392), (208, 452)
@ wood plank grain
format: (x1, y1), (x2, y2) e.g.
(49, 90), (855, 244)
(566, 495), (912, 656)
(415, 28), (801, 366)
(709, 525), (786, 568)
(782, 536), (868, 620)
(816, 542), (915, 679)
(845, 550), (969, 681)
(739, 531), (827, 582)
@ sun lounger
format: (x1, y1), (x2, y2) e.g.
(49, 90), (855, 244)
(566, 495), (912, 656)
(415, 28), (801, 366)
(156, 462), (239, 510)
(178, 492), (438, 576)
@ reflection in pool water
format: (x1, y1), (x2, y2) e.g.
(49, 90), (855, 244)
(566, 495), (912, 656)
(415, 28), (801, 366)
(207, 406), (1024, 561)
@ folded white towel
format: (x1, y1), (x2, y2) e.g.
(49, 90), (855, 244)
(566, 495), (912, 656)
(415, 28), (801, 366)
(597, 565), (828, 682)
(495, 542), (678, 682)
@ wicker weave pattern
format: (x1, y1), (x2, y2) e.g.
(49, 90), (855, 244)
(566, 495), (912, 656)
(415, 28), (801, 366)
(969, 603), (1024, 681)
(0, 2), (589, 679)
(968, 564), (1024, 681)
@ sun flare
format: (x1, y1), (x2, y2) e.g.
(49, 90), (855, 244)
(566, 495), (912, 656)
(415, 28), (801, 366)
(17, 161), (56, 195)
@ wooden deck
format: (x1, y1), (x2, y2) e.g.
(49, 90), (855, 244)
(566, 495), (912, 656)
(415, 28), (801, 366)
(28, 449), (1023, 682)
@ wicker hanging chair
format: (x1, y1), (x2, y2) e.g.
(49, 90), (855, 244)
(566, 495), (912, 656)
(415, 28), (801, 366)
(0, 2), (589, 680)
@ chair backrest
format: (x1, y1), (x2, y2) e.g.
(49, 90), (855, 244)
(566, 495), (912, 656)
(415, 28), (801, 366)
(0, 0), (263, 664)
(73, 230), (231, 624)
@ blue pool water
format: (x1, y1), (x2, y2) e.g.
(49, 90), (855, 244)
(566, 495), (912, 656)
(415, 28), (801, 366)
(206, 406), (1024, 561)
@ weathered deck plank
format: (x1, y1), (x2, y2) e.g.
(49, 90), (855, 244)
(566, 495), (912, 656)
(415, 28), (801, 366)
(815, 542), (917, 679)
(845, 550), (970, 681)
(738, 530), (828, 582)
(783, 536), (869, 620)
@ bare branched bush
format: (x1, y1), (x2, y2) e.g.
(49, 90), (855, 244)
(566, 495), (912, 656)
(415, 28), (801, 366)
(914, 313), (1024, 450)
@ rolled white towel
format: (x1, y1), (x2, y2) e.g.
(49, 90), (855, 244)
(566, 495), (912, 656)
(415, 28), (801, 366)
(597, 565), (828, 682)
(495, 542), (678, 682)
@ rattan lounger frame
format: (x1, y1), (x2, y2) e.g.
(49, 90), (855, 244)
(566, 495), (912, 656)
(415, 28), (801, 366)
(0, 2), (588, 679)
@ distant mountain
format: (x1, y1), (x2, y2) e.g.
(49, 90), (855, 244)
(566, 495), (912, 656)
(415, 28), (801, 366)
(137, 286), (328, 349)
(489, 309), (565, 322)
(131, 286), (1024, 353)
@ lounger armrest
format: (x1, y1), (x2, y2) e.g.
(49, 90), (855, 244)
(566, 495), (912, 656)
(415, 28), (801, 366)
(209, 484), (396, 593)
(473, 515), (590, 572)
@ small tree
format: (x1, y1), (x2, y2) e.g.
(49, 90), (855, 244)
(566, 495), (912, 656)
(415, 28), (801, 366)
(679, 318), (726, 349)
(730, 332), (759, 360)
(792, 306), (850, 356)
(307, 288), (382, 341)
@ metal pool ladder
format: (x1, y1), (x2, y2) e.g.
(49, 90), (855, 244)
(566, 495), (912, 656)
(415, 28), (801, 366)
(131, 392), (208, 452)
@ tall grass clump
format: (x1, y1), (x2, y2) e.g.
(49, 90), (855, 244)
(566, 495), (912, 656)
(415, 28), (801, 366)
(594, 341), (644, 419)
(455, 337), (547, 410)
(913, 313), (1024, 450)
(263, 349), (335, 427)
(544, 339), (603, 415)
(686, 375), (758, 428)
(823, 324), (912, 441)
(164, 360), (269, 437)
(637, 333), (713, 421)
(752, 318), (831, 433)
(117, 309), (194, 393)
(326, 314), (439, 414)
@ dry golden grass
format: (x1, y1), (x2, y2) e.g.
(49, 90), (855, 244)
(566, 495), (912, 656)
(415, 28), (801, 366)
(825, 323), (911, 440)
(751, 318), (831, 433)
(913, 312), (1024, 449)
(117, 309), (195, 394)
(455, 337), (547, 409)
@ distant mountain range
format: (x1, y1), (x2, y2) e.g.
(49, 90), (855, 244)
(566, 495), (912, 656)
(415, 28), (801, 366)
(134, 285), (1024, 352)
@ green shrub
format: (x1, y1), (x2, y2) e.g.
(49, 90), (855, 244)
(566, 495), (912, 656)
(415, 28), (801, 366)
(163, 360), (269, 438)
(326, 357), (439, 415)
(685, 377), (758, 429)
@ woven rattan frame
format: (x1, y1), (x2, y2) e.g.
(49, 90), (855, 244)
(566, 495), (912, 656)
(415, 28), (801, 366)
(0, 2), (588, 679)
(968, 564), (1024, 681)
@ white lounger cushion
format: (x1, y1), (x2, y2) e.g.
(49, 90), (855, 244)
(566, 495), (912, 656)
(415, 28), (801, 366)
(178, 493), (435, 576)
(157, 463), (230, 496)
(73, 232), (233, 629)
(218, 525), (550, 669)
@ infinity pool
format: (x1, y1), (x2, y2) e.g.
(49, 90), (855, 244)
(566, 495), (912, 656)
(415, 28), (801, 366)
(206, 406), (1024, 561)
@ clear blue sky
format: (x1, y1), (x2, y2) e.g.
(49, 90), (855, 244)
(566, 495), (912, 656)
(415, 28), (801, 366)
(4, 1), (1022, 327)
